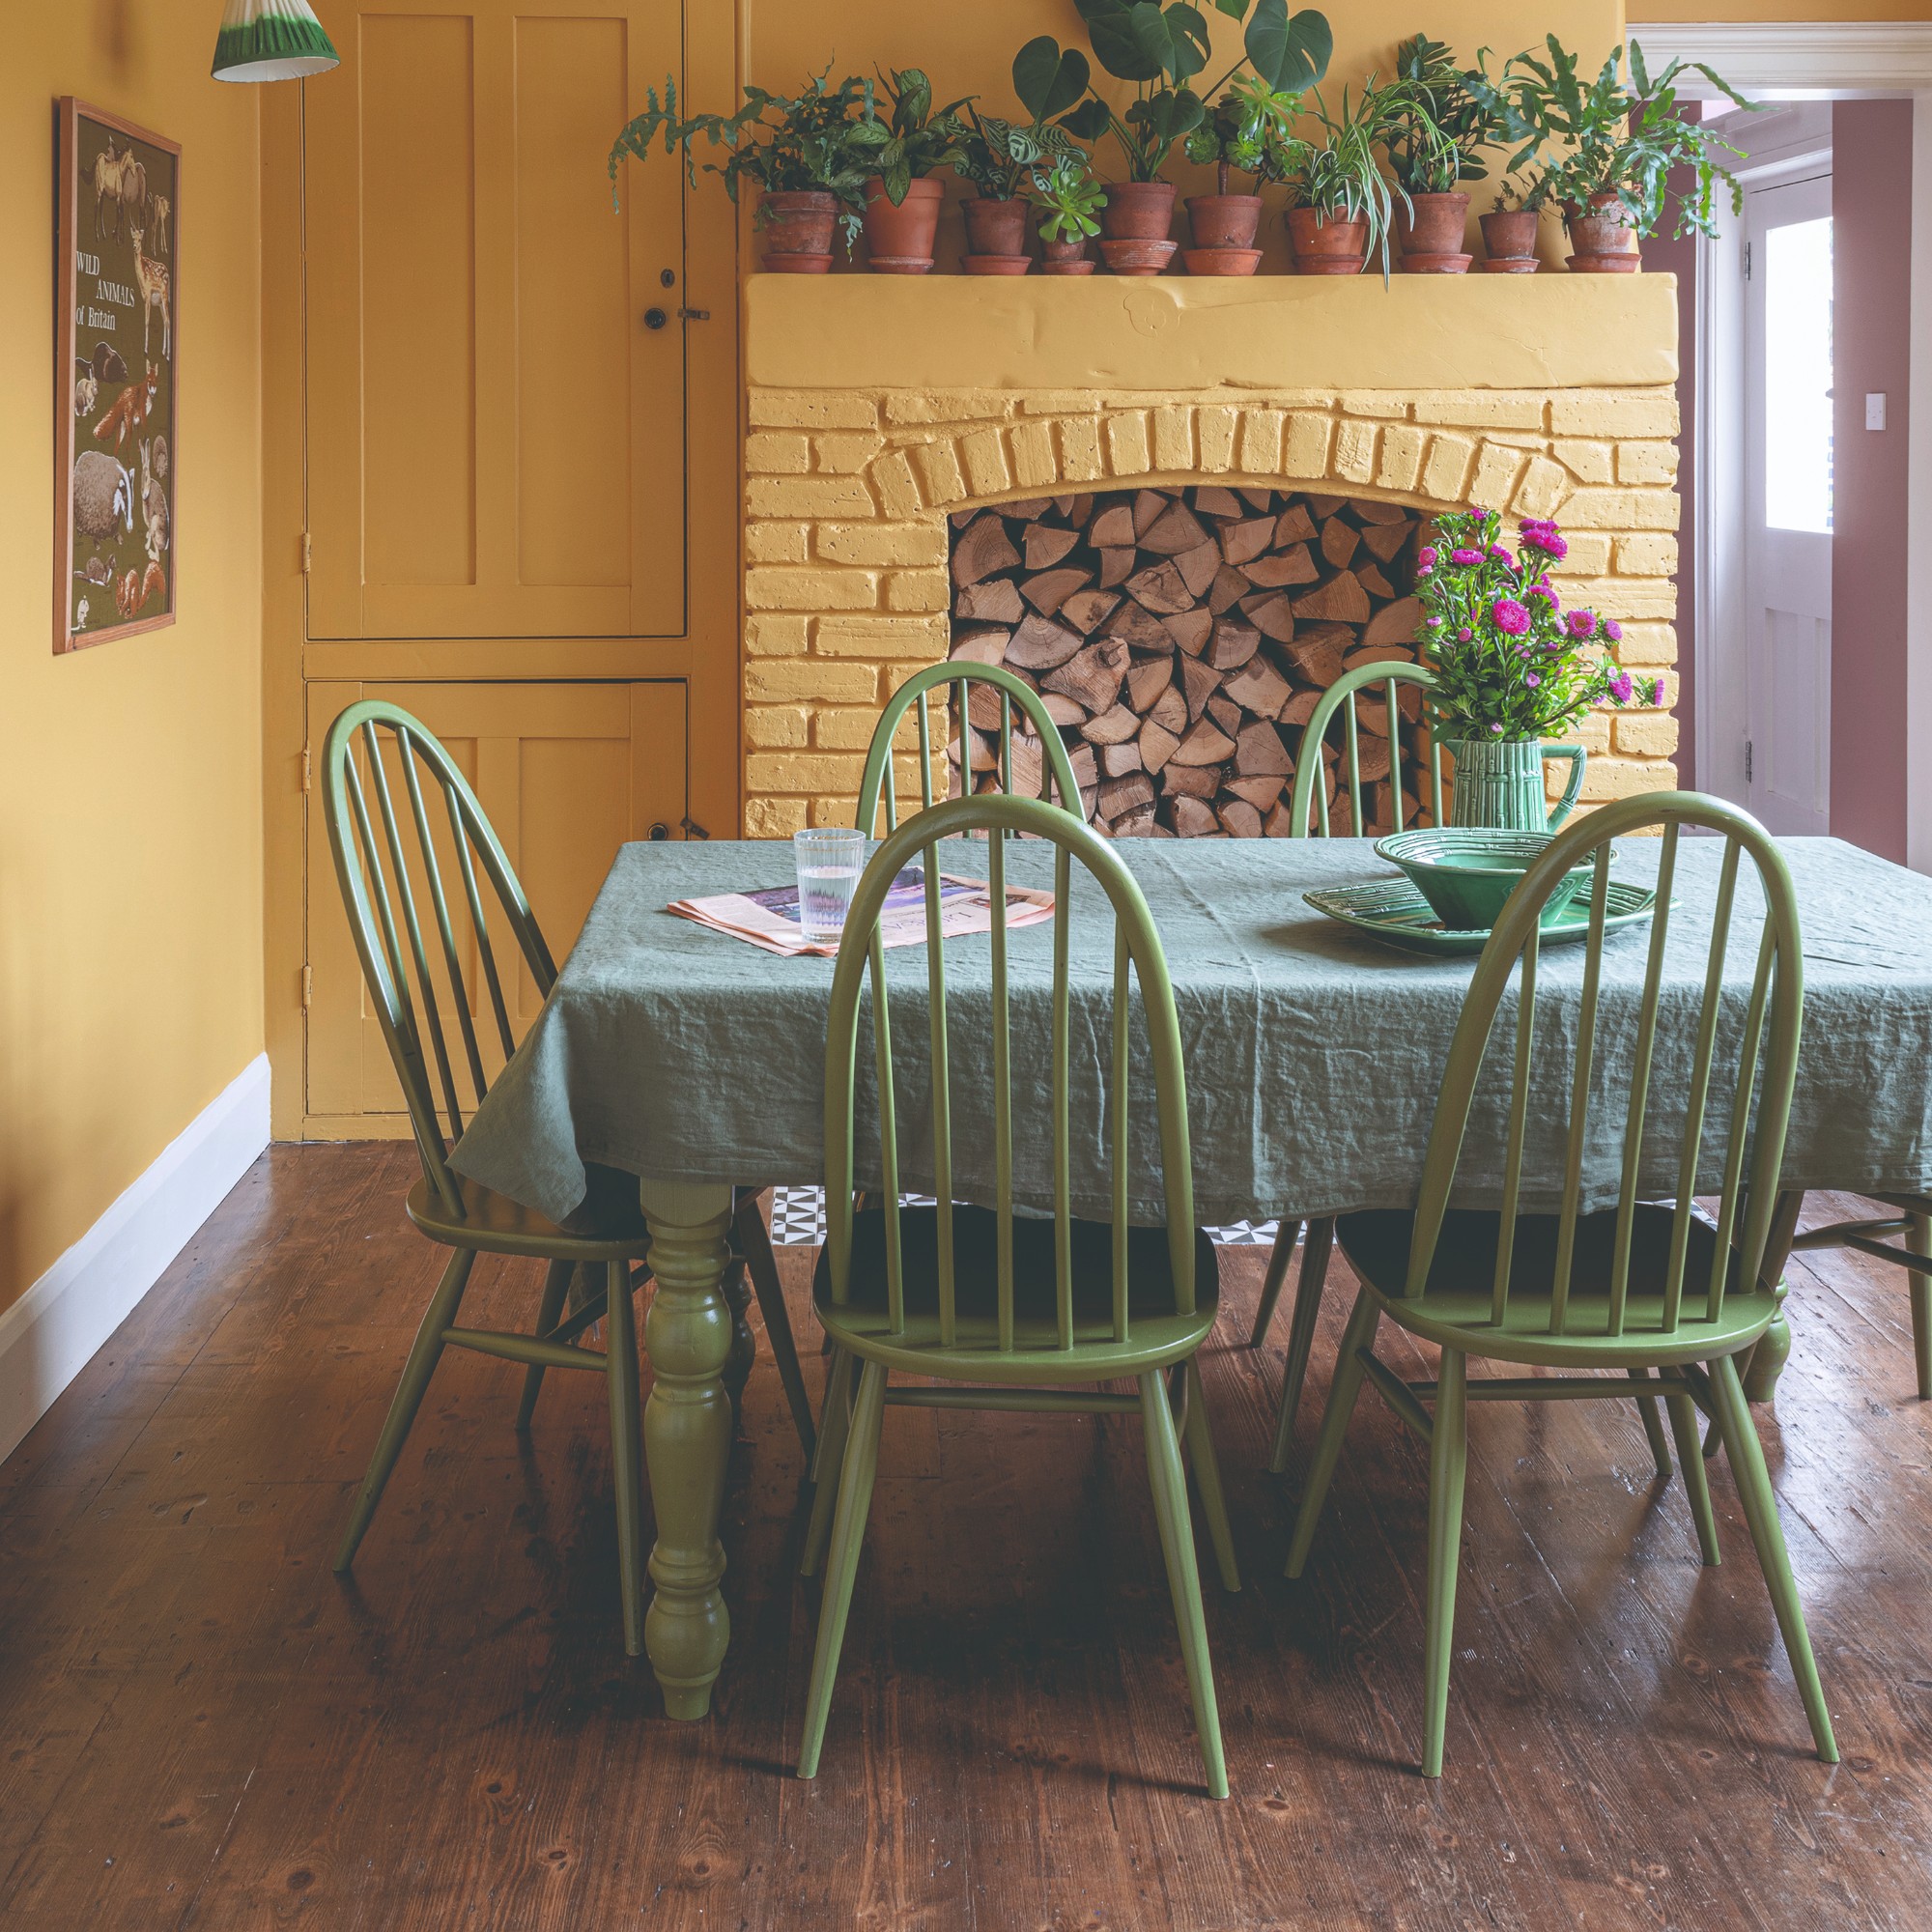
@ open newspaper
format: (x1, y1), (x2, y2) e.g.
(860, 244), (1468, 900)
(668, 865), (1055, 958)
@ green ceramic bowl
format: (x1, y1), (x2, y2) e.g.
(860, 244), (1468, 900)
(1372, 828), (1598, 932)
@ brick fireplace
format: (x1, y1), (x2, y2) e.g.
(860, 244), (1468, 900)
(740, 277), (1682, 837)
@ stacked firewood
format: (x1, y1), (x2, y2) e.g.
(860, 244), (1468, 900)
(946, 485), (1436, 837)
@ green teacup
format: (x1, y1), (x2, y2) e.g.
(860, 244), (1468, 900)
(1373, 828), (1598, 933)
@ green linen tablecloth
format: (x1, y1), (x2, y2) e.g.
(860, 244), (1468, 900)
(450, 836), (1932, 1231)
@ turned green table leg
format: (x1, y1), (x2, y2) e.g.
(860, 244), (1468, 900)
(722, 1251), (756, 1410)
(1741, 1189), (1804, 1406)
(639, 1179), (737, 1720)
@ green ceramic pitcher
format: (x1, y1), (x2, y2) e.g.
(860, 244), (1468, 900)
(1443, 736), (1585, 831)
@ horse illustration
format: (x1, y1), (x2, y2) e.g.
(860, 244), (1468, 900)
(93, 137), (146, 242)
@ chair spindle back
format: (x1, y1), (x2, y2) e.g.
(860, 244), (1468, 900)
(1287, 661), (1444, 838)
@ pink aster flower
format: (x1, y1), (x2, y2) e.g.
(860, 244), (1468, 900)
(1650, 676), (1666, 704)
(1603, 618), (1624, 643)
(1450, 548), (1484, 567)
(1609, 670), (1635, 703)
(1418, 546), (1438, 567)
(1565, 609), (1598, 639)
(1524, 671), (1542, 687)
(1528, 582), (1560, 609)
(1456, 627), (1472, 642)
(1492, 598), (1530, 637)
(1520, 524), (1568, 560)
(1490, 545), (1515, 566)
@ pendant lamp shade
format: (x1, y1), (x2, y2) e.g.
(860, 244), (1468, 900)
(212, 0), (340, 82)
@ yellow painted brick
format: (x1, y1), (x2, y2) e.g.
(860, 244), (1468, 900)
(745, 566), (878, 612)
(1152, 405), (1195, 472)
(884, 391), (1011, 424)
(745, 613), (809, 657)
(1562, 712), (1612, 754)
(1419, 432), (1475, 503)
(886, 568), (951, 613)
(1197, 405), (1238, 473)
(746, 521), (809, 564)
(816, 613), (949, 658)
(1021, 390), (1100, 415)
(1285, 410), (1335, 479)
(1615, 533), (1678, 576)
(1560, 577), (1679, 620)
(816, 522), (946, 568)
(1331, 418), (1378, 484)
(749, 391), (879, 431)
(1049, 415), (1098, 484)
(748, 476), (875, 519)
(747, 752), (872, 794)
(1468, 440), (1523, 510)
(1617, 440), (1680, 485)
(910, 438), (967, 505)
(1613, 711), (1679, 756)
(814, 706), (918, 752)
(808, 793), (861, 828)
(1236, 407), (1285, 473)
(1548, 390), (1679, 439)
(1511, 453), (1571, 522)
(872, 448), (922, 520)
(1577, 754), (1674, 802)
(1010, 417), (1059, 490)
(1549, 531), (1611, 575)
(1410, 390), (1548, 431)
(1106, 410), (1151, 476)
(745, 431), (810, 475)
(1553, 439), (1615, 484)
(1376, 424), (1427, 495)
(959, 426), (1012, 498)
(1337, 390), (1406, 421)
(1612, 622), (1676, 666)
(745, 705), (809, 749)
(745, 796), (809, 838)
(813, 431), (886, 473)
(746, 660), (881, 704)
(1560, 488), (1679, 531)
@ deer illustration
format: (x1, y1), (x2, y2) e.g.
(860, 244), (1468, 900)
(130, 229), (171, 359)
(147, 191), (171, 257)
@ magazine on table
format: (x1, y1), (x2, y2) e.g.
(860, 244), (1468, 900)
(667, 866), (1055, 958)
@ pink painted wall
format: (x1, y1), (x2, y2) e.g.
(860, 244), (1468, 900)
(1832, 99), (1914, 861)
(1641, 209), (1698, 790)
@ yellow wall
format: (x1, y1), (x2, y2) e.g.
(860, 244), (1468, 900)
(1630, 2), (1931, 17)
(0, 6), (265, 1314)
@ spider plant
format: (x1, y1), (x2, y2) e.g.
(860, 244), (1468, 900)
(1268, 79), (1412, 279)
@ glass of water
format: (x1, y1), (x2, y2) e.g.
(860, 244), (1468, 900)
(792, 828), (867, 947)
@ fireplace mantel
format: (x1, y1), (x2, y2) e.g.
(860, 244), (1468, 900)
(739, 274), (1682, 837)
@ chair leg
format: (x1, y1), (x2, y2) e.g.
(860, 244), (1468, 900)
(734, 1194), (816, 1461)
(1285, 1285), (1379, 1577)
(1421, 1348), (1469, 1778)
(797, 1360), (889, 1779)
(516, 1259), (577, 1434)
(1664, 1387), (1720, 1567)
(1181, 1358), (1240, 1593)
(334, 1246), (476, 1573)
(1248, 1220), (1301, 1346)
(1628, 1367), (1673, 1480)
(1268, 1217), (1335, 1475)
(1910, 1210), (1931, 1400)
(801, 1348), (855, 1577)
(595, 1260), (646, 1657)
(1707, 1354), (1838, 1763)
(1139, 1370), (1229, 1800)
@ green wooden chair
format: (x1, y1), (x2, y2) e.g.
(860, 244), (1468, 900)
(1284, 791), (1838, 1776)
(1789, 1194), (1932, 1397)
(321, 699), (814, 1655)
(797, 791), (1237, 1797)
(854, 660), (1086, 838)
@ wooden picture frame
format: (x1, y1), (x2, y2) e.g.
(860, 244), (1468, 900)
(54, 98), (180, 654)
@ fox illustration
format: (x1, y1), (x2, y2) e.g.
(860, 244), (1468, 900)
(93, 364), (157, 454)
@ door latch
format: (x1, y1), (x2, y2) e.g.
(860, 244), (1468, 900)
(680, 816), (711, 840)
(677, 306), (710, 321)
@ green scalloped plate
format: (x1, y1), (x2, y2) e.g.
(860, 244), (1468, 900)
(1304, 877), (1662, 957)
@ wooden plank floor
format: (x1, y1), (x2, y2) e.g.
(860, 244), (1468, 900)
(1, 1144), (1928, 1929)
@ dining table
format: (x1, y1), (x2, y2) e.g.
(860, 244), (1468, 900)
(450, 832), (1932, 1719)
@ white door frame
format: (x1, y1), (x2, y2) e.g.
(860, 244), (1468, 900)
(1631, 22), (1932, 871)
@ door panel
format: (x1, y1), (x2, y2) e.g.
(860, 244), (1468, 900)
(306, 679), (687, 1121)
(304, 0), (685, 641)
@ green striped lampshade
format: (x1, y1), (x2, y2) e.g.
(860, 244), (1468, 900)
(212, 0), (340, 82)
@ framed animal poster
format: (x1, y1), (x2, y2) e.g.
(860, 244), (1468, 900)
(54, 99), (178, 654)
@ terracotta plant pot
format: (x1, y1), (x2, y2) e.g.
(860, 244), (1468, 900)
(1186, 193), (1262, 250)
(1039, 235), (1096, 275)
(962, 195), (1030, 269)
(1099, 237), (1178, 275)
(1397, 191), (1470, 272)
(1480, 207), (1540, 271)
(961, 253), (1034, 274)
(1565, 193), (1640, 272)
(861, 176), (944, 273)
(1287, 206), (1368, 275)
(758, 190), (837, 270)
(1100, 180), (1178, 242)
(1183, 247), (1262, 275)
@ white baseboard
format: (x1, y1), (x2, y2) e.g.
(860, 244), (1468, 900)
(0, 1052), (270, 1463)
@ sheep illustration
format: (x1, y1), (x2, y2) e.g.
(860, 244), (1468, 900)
(71, 449), (135, 562)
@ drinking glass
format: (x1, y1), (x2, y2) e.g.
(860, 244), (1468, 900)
(792, 829), (867, 946)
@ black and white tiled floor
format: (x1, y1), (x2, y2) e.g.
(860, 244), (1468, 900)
(768, 1187), (1280, 1248)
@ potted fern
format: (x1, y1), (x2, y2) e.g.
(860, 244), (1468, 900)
(1381, 36), (1493, 273)
(844, 68), (969, 273)
(609, 69), (869, 271)
(1027, 150), (1107, 273)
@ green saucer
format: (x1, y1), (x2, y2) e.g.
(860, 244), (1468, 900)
(1304, 876), (1661, 957)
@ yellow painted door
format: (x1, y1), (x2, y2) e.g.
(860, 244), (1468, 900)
(303, 0), (685, 640)
(306, 680), (687, 1124)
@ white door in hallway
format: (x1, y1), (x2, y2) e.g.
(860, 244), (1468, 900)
(1743, 172), (1833, 834)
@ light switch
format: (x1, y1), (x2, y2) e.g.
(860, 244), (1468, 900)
(1866, 392), (1889, 430)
